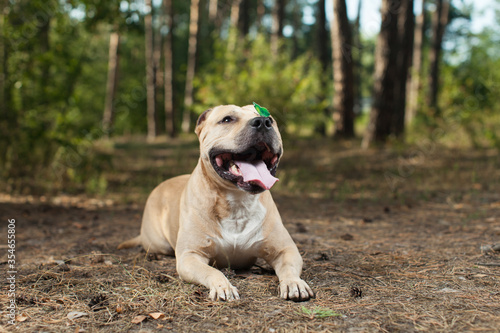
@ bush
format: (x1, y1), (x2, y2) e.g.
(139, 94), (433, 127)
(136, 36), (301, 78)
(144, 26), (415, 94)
(195, 35), (328, 135)
(439, 31), (500, 149)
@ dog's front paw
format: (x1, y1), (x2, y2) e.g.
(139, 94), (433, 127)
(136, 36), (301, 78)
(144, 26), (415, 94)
(208, 281), (240, 301)
(279, 279), (315, 302)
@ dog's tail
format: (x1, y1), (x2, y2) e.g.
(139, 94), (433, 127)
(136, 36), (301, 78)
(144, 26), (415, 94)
(117, 235), (141, 250)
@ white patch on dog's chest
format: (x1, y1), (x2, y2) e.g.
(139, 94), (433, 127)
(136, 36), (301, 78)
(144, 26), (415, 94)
(214, 193), (266, 268)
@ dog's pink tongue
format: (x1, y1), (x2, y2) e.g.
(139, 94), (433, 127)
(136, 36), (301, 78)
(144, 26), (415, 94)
(235, 160), (278, 190)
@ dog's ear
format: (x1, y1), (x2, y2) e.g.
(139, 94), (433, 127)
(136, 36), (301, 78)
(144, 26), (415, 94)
(195, 108), (212, 136)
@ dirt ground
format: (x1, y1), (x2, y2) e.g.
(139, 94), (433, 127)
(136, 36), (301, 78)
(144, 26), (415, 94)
(1, 138), (499, 332)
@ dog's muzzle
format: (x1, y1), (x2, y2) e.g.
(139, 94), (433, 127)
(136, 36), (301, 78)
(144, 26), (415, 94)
(209, 117), (281, 193)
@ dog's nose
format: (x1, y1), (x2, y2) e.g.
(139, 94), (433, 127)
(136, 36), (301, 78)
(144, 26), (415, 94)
(250, 117), (273, 132)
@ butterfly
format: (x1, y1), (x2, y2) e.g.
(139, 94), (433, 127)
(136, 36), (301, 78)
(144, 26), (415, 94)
(253, 102), (270, 118)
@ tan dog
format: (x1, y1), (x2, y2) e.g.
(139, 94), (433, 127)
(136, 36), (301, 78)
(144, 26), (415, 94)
(118, 104), (314, 301)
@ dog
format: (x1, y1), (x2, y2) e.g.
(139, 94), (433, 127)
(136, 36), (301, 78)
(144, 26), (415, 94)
(118, 104), (314, 301)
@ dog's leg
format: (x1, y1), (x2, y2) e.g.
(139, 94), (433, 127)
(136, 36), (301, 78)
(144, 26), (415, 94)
(266, 245), (315, 301)
(176, 251), (240, 301)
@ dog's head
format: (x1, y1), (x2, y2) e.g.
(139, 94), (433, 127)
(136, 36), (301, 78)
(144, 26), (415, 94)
(195, 104), (283, 194)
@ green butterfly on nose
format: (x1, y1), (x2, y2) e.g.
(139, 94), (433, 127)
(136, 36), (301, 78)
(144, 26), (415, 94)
(253, 102), (270, 118)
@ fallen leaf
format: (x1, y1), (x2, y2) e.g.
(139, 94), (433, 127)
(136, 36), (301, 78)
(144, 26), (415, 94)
(131, 315), (147, 324)
(149, 312), (165, 320)
(67, 311), (88, 320)
(73, 222), (85, 229)
(16, 314), (28, 322)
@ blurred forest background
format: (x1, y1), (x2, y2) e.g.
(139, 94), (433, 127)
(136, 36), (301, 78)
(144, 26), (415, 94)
(1, 0), (499, 195)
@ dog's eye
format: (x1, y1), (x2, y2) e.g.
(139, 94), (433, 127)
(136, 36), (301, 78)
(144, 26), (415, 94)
(220, 116), (234, 124)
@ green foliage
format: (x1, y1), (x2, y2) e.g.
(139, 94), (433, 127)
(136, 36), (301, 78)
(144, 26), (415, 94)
(195, 35), (327, 135)
(0, 0), (193, 194)
(2, 0), (500, 197)
(439, 30), (500, 149)
(298, 306), (342, 319)
(0, 1), (111, 193)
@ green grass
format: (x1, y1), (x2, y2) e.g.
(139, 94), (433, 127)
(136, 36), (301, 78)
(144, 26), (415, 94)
(299, 306), (343, 319)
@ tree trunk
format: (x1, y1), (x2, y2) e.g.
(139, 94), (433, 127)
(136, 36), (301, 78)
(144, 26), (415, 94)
(182, 0), (200, 133)
(316, 0), (329, 71)
(271, 0), (285, 57)
(331, 0), (354, 138)
(0, 0), (10, 158)
(256, 0), (265, 31)
(209, 0), (217, 22)
(145, 0), (156, 141)
(406, 0), (426, 125)
(39, 18), (51, 105)
(103, 31), (120, 137)
(428, 0), (449, 116)
(0, 0), (8, 169)
(238, 0), (250, 36)
(164, 0), (176, 138)
(353, 0), (363, 115)
(0, 0), (6, 116)
(227, 0), (241, 54)
(154, 6), (163, 93)
(392, 0), (414, 136)
(313, 0), (329, 136)
(362, 0), (399, 148)
(290, 1), (302, 58)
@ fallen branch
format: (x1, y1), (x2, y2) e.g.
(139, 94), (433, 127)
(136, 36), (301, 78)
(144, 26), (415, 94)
(476, 263), (500, 267)
(480, 243), (500, 254)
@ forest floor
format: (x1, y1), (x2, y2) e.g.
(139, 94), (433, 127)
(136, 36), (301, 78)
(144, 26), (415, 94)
(1, 137), (500, 332)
